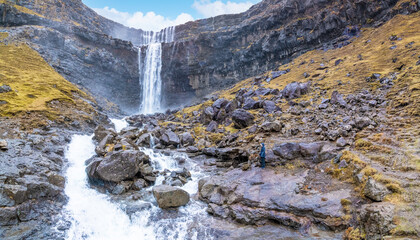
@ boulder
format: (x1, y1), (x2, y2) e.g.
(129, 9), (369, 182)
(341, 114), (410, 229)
(206, 121), (218, 132)
(212, 98), (229, 109)
(363, 178), (390, 202)
(0, 207), (18, 226)
(273, 143), (301, 160)
(95, 134), (115, 156)
(260, 121), (282, 132)
(243, 98), (260, 110)
(152, 185), (190, 209)
(160, 130), (180, 146)
(262, 101), (279, 113)
(360, 203), (395, 240)
(186, 146), (199, 153)
(0, 84), (12, 93)
(282, 82), (311, 100)
(200, 107), (215, 124)
(132, 179), (148, 190)
(232, 109), (255, 129)
(180, 132), (194, 146)
(315, 144), (339, 163)
(299, 142), (323, 159)
(94, 151), (147, 182)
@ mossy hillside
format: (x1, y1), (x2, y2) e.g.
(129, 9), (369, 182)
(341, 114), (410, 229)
(0, 43), (96, 128)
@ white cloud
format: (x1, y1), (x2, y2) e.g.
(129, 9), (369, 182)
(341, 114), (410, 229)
(93, 7), (194, 31)
(192, 0), (255, 18)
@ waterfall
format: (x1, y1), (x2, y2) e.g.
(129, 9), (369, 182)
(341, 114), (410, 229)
(139, 27), (175, 114)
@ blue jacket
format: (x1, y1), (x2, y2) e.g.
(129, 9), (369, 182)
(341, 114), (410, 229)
(259, 143), (266, 158)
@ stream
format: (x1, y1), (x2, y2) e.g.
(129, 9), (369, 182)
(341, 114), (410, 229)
(58, 119), (341, 240)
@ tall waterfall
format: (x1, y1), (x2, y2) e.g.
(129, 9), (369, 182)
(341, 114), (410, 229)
(139, 26), (175, 114)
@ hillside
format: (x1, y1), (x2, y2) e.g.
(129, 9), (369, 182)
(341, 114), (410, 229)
(135, 11), (419, 238)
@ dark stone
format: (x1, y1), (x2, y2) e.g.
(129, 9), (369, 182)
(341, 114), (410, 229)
(243, 98), (260, 110)
(206, 121), (218, 133)
(232, 109), (254, 129)
(0, 84), (12, 93)
(273, 143), (301, 160)
(282, 82), (311, 100)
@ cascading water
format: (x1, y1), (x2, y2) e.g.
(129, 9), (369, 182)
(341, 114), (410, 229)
(59, 125), (217, 240)
(139, 27), (175, 114)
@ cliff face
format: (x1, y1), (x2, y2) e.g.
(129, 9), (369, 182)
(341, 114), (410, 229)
(1, 0), (418, 113)
(160, 0), (419, 108)
(0, 0), (142, 114)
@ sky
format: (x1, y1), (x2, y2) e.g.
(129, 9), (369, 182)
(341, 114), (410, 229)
(82, 0), (261, 31)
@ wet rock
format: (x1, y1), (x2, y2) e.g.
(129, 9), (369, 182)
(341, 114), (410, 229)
(94, 151), (147, 183)
(282, 82), (311, 100)
(0, 84), (12, 93)
(139, 164), (154, 176)
(160, 130), (180, 146)
(153, 185), (190, 209)
(1, 185), (27, 206)
(93, 125), (116, 142)
(360, 202), (395, 240)
(260, 121), (282, 132)
(180, 132), (194, 147)
(95, 134), (115, 156)
(111, 181), (132, 195)
(0, 140), (8, 151)
(273, 143), (301, 160)
(363, 178), (390, 202)
(232, 109), (254, 129)
(132, 179), (148, 190)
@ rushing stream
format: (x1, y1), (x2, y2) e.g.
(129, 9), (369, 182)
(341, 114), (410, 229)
(60, 123), (214, 240)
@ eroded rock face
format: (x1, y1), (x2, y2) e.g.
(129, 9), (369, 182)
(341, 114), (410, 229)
(152, 185), (190, 209)
(198, 168), (350, 230)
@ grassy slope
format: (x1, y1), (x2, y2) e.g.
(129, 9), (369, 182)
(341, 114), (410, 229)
(175, 11), (420, 238)
(0, 41), (96, 129)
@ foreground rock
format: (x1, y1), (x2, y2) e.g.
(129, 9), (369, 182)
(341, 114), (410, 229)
(199, 168), (350, 230)
(153, 185), (190, 209)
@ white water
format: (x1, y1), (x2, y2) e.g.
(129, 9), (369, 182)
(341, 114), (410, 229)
(139, 27), (175, 114)
(61, 133), (212, 240)
(110, 118), (128, 132)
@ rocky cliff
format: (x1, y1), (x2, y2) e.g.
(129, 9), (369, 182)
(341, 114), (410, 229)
(160, 0), (419, 109)
(0, 0), (142, 114)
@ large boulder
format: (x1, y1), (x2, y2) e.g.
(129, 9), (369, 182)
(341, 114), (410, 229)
(212, 98), (229, 109)
(363, 178), (390, 202)
(232, 109), (255, 129)
(260, 121), (282, 132)
(200, 107), (215, 124)
(94, 151), (147, 182)
(273, 143), (301, 160)
(152, 185), (190, 209)
(282, 82), (311, 100)
(160, 130), (180, 146)
(262, 101), (279, 113)
(243, 98), (260, 110)
(360, 202), (395, 240)
(180, 132), (194, 146)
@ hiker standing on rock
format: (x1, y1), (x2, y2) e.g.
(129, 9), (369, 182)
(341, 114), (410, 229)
(260, 143), (266, 169)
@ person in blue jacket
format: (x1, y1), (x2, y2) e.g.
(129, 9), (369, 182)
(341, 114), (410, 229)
(259, 143), (266, 169)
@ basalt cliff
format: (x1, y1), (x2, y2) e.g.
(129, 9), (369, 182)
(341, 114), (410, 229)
(1, 0), (418, 112)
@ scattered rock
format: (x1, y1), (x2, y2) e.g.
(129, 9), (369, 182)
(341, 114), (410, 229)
(232, 109), (255, 129)
(273, 143), (301, 160)
(282, 82), (311, 100)
(160, 130), (180, 146)
(360, 202), (395, 240)
(260, 121), (282, 132)
(363, 178), (390, 202)
(152, 185), (190, 209)
(0, 84), (12, 93)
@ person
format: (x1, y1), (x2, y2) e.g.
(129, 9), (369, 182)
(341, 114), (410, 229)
(259, 143), (266, 169)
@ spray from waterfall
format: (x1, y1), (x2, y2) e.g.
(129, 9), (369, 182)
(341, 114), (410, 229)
(139, 27), (175, 114)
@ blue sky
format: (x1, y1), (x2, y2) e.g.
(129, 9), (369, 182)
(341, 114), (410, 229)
(82, 0), (261, 31)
